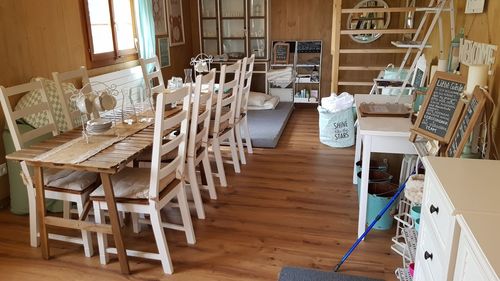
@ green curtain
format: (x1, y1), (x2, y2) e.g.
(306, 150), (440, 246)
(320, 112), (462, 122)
(135, 0), (156, 67)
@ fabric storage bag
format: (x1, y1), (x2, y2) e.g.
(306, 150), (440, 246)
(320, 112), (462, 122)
(318, 106), (354, 148)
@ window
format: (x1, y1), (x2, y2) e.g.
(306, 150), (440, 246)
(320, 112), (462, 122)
(84, 0), (137, 66)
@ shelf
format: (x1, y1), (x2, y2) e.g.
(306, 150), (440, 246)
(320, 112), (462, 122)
(294, 98), (318, 104)
(296, 81), (320, 84)
(391, 41), (432, 48)
(339, 48), (419, 54)
(271, 64), (293, 67)
(340, 29), (417, 35)
(221, 16), (245, 19)
(338, 81), (373, 86)
(296, 64), (319, 67)
(395, 268), (413, 281)
(339, 66), (386, 71)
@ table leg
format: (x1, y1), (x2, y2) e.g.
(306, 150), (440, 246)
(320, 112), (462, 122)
(358, 135), (371, 239)
(100, 173), (130, 274)
(33, 166), (50, 259)
(353, 123), (361, 184)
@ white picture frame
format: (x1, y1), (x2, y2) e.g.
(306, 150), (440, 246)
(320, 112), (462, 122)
(166, 0), (185, 46)
(465, 0), (485, 14)
(158, 37), (171, 68)
(152, 0), (168, 36)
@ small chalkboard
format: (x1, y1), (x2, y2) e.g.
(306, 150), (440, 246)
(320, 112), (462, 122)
(411, 55), (427, 88)
(446, 86), (487, 157)
(297, 41), (322, 53)
(411, 72), (466, 143)
(273, 42), (290, 64)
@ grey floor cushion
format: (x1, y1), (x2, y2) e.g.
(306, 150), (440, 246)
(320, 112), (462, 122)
(278, 267), (383, 281)
(247, 102), (294, 148)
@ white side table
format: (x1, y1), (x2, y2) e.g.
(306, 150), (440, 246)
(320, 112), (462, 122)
(353, 94), (416, 238)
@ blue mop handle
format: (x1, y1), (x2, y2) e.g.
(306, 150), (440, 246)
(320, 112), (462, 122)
(334, 176), (412, 272)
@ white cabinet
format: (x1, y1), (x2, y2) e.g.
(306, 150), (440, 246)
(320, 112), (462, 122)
(414, 157), (500, 281)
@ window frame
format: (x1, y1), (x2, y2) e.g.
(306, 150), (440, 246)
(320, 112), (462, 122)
(82, 0), (138, 67)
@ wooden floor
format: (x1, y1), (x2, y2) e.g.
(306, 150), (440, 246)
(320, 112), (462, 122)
(0, 106), (400, 280)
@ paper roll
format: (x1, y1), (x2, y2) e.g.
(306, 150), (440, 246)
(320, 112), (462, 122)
(466, 64), (488, 94)
(437, 59), (448, 72)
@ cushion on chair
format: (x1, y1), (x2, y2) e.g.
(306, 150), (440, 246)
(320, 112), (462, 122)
(44, 169), (98, 192)
(14, 77), (78, 132)
(89, 167), (177, 201)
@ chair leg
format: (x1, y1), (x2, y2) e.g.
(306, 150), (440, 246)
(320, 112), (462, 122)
(177, 184), (196, 245)
(93, 201), (109, 264)
(235, 123), (246, 165)
(202, 154), (217, 200)
(63, 201), (71, 219)
(27, 187), (39, 248)
(187, 160), (206, 219)
(149, 207), (174, 274)
(131, 212), (141, 233)
(243, 117), (253, 154)
(211, 139), (227, 187)
(76, 200), (94, 257)
(228, 130), (241, 173)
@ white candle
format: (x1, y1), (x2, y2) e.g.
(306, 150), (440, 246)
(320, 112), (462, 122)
(466, 64), (488, 94)
(437, 59), (448, 72)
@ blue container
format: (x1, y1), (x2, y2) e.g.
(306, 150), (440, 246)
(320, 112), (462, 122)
(366, 182), (397, 230)
(355, 159), (388, 175)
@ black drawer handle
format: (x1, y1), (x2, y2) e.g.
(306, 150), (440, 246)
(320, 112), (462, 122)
(424, 251), (433, 260)
(430, 205), (439, 214)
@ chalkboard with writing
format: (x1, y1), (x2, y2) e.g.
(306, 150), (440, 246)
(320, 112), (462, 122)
(411, 72), (466, 143)
(297, 41), (322, 53)
(413, 68), (425, 88)
(446, 87), (487, 157)
(273, 43), (290, 64)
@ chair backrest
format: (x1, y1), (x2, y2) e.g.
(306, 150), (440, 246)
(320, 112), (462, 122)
(236, 54), (255, 118)
(140, 56), (165, 103)
(188, 69), (216, 158)
(212, 60), (241, 135)
(149, 85), (191, 200)
(0, 80), (59, 151)
(52, 66), (91, 130)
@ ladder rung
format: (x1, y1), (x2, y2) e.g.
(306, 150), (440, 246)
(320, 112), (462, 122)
(339, 66), (387, 71)
(338, 81), (373, 86)
(341, 29), (417, 35)
(339, 48), (418, 54)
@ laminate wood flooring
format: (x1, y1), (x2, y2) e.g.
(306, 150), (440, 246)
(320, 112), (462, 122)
(0, 106), (400, 280)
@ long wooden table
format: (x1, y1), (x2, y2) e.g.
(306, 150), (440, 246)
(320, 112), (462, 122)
(6, 108), (181, 274)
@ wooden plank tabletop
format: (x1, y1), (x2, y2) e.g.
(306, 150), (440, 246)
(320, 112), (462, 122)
(6, 107), (181, 174)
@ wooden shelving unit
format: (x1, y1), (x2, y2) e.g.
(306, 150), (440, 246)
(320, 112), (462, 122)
(331, 0), (455, 94)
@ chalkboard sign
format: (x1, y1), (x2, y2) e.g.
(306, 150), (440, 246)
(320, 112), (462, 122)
(411, 72), (466, 143)
(273, 42), (290, 64)
(411, 55), (427, 88)
(446, 86), (487, 157)
(413, 68), (425, 88)
(297, 41), (322, 53)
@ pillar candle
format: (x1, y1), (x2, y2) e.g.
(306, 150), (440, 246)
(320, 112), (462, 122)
(466, 64), (488, 94)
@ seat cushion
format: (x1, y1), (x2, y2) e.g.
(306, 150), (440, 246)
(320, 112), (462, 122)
(44, 168), (98, 192)
(90, 167), (177, 200)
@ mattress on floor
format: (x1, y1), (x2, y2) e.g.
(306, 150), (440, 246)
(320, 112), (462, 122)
(247, 102), (294, 148)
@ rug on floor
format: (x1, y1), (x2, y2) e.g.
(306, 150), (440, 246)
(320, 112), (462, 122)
(278, 267), (383, 281)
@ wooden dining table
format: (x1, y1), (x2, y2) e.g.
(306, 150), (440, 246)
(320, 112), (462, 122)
(6, 107), (181, 274)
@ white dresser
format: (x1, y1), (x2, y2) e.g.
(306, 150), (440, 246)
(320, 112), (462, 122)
(414, 157), (500, 281)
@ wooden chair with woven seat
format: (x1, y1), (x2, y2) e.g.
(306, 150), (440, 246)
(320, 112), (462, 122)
(184, 69), (218, 220)
(90, 85), (195, 274)
(234, 55), (255, 165)
(0, 80), (98, 256)
(209, 60), (242, 187)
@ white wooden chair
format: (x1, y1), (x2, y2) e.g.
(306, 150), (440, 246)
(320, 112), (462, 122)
(185, 69), (218, 219)
(52, 66), (91, 130)
(209, 60), (241, 187)
(140, 56), (165, 106)
(90, 85), (195, 274)
(234, 55), (255, 164)
(0, 80), (98, 256)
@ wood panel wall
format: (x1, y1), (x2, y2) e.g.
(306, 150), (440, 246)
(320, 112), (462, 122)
(0, 0), (194, 202)
(424, 0), (500, 156)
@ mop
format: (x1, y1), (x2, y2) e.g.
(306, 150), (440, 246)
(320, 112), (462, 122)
(334, 175), (412, 272)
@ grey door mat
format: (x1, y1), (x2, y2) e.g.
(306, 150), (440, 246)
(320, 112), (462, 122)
(247, 102), (294, 148)
(278, 267), (383, 281)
